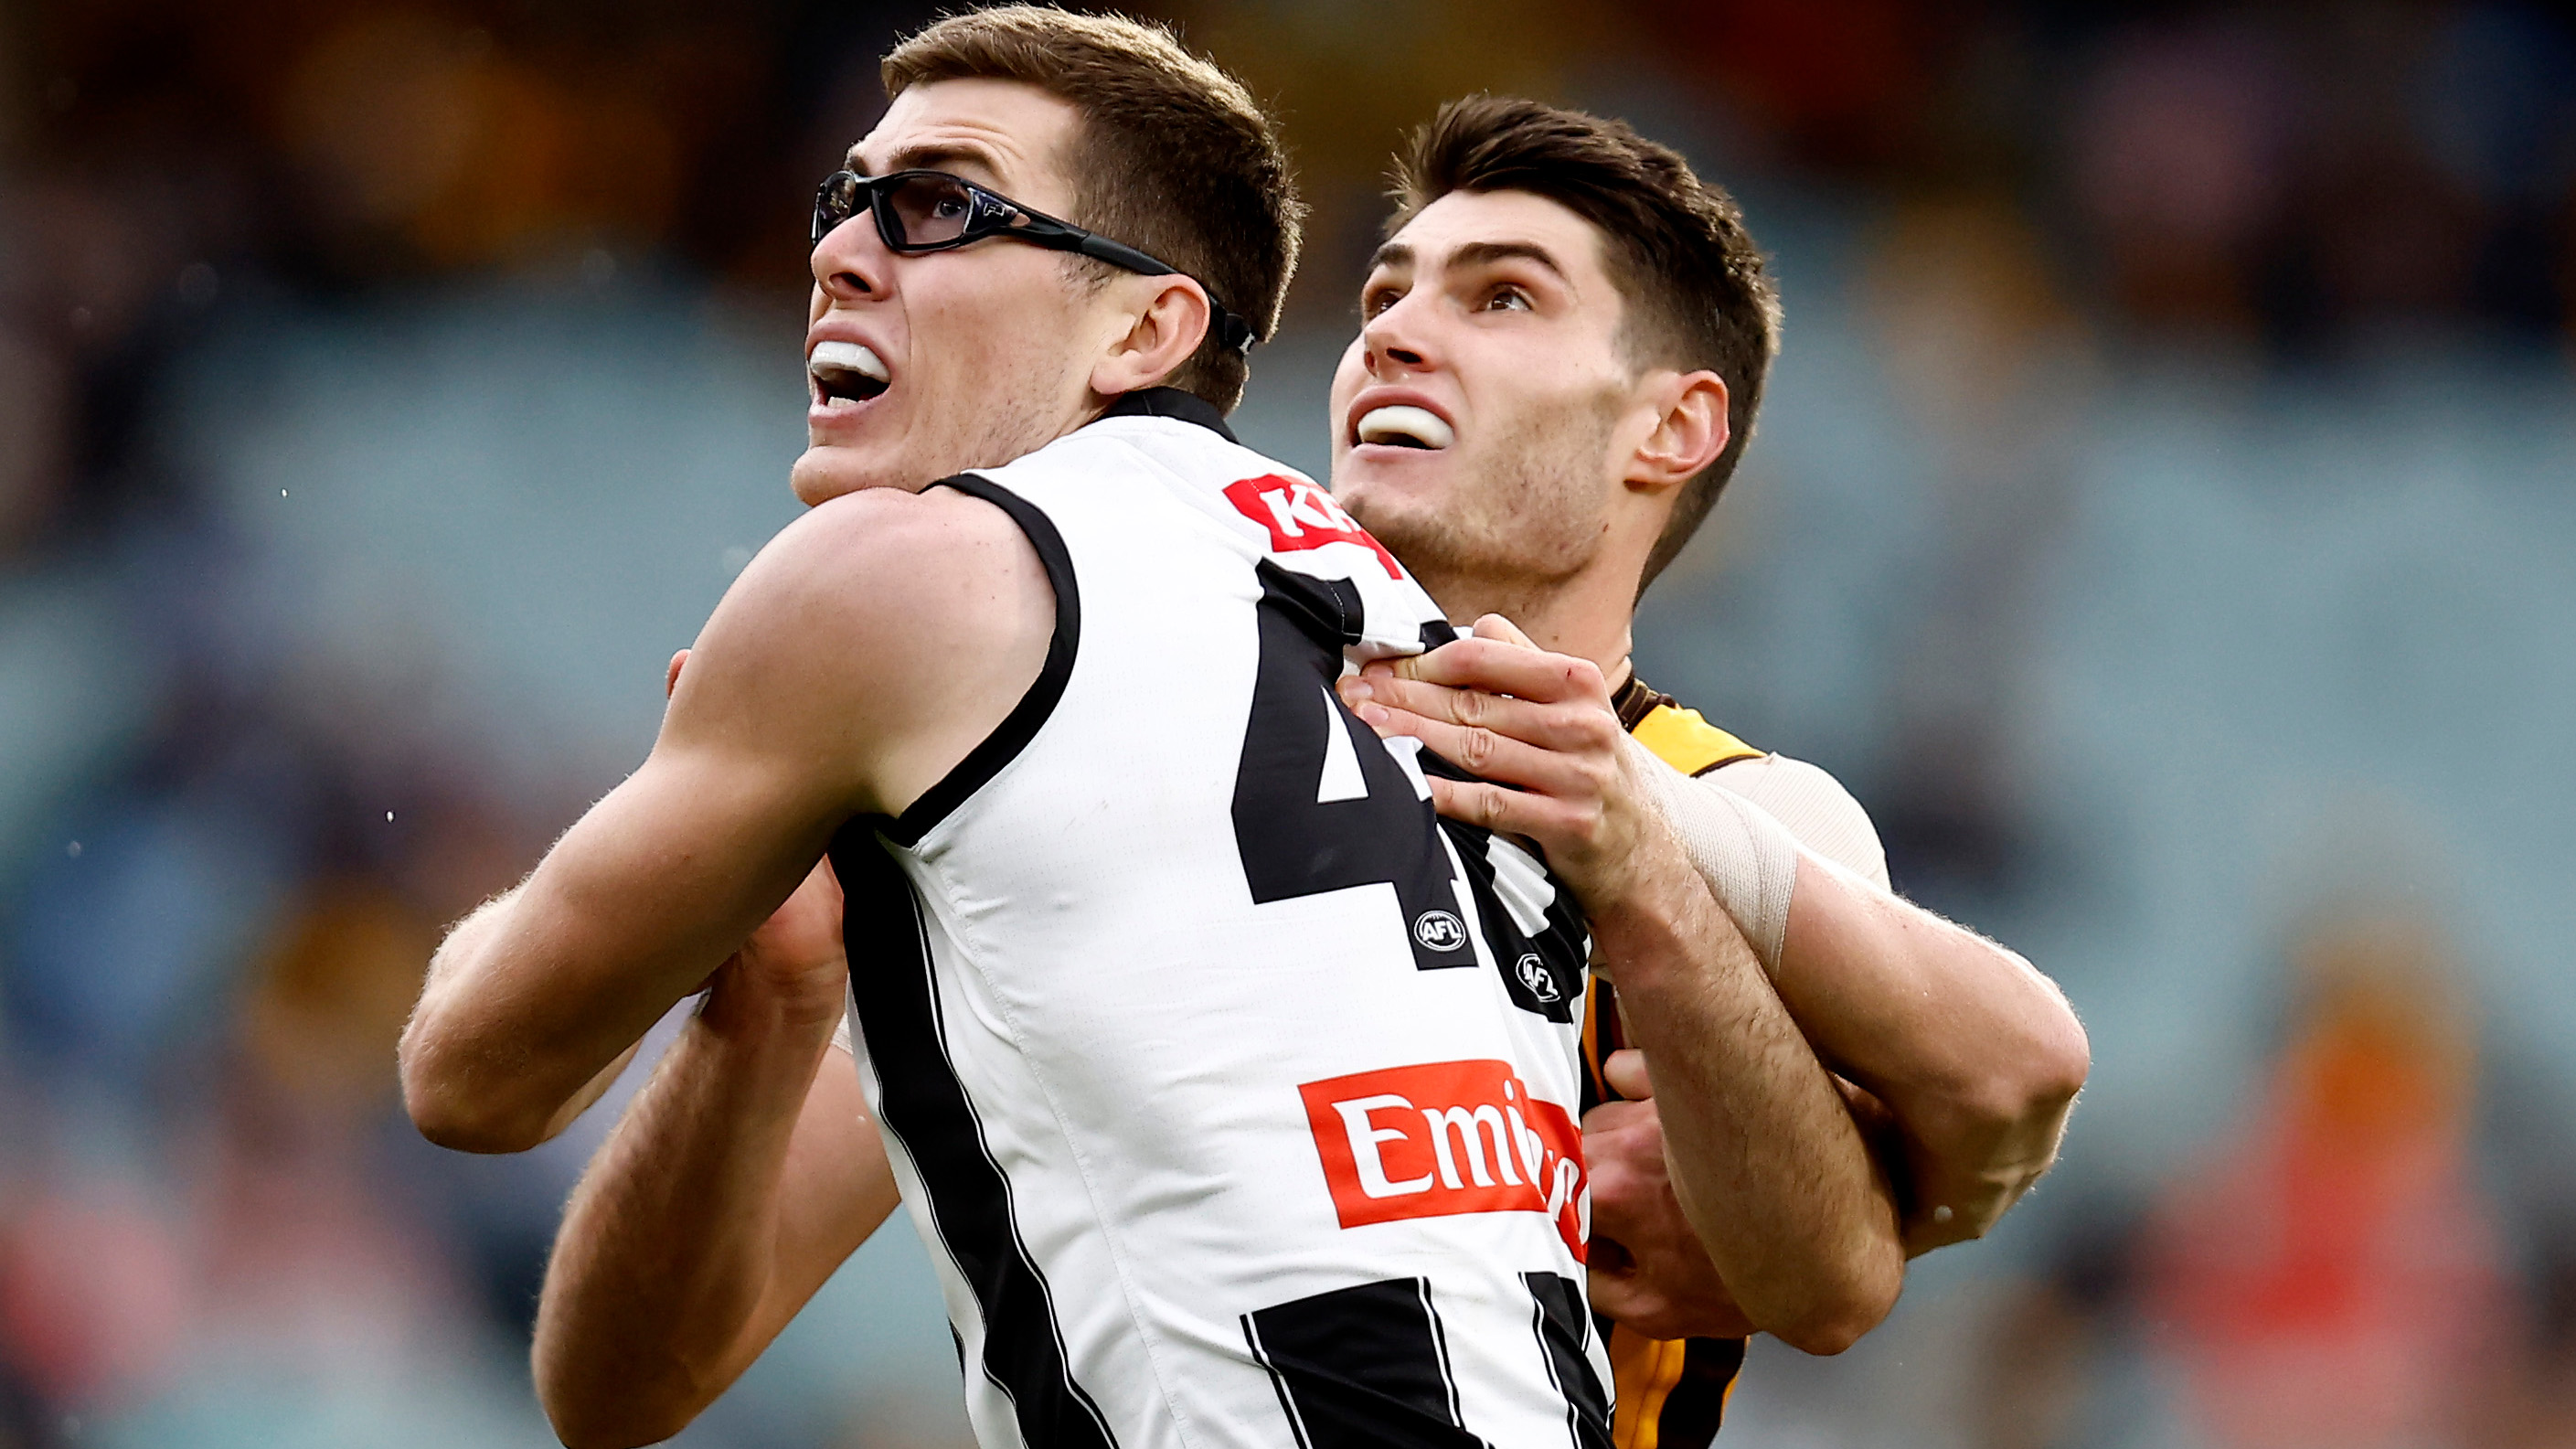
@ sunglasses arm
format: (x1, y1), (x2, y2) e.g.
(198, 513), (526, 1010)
(1069, 236), (1259, 356)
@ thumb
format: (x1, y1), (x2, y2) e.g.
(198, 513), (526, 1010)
(1472, 613), (1537, 650)
(1602, 1048), (1655, 1101)
(665, 648), (690, 699)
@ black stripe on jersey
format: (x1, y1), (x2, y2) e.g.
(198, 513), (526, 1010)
(1240, 1278), (1489, 1449)
(829, 834), (1119, 1449)
(1523, 1273), (1613, 1449)
(1447, 833), (1585, 1023)
(1100, 384), (1238, 442)
(1255, 559), (1366, 646)
(882, 473), (1082, 848)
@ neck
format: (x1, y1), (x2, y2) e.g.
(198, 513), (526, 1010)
(1409, 554), (1637, 689)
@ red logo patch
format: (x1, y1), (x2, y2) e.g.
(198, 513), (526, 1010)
(1299, 1059), (1587, 1260)
(1222, 474), (1405, 581)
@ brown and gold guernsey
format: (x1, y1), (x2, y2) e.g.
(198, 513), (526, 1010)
(1586, 675), (1765, 1449)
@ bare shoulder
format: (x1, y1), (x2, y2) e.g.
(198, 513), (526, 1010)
(669, 485), (1057, 817)
(1701, 752), (1890, 889)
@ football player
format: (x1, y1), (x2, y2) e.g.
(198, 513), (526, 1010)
(1327, 96), (2092, 1444)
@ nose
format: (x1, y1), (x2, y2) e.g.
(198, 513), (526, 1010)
(1359, 292), (1434, 378)
(811, 209), (889, 304)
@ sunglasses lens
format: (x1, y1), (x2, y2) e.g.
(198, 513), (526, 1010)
(881, 174), (977, 249)
(814, 173), (863, 244)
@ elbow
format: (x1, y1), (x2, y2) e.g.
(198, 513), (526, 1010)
(1961, 982), (2092, 1146)
(1766, 1254), (1902, 1357)
(544, 1397), (696, 1449)
(535, 1332), (713, 1449)
(2017, 959), (2093, 1112)
(406, 1092), (548, 1156)
(544, 1390), (697, 1449)
(2038, 1008), (2093, 1109)
(398, 1021), (552, 1156)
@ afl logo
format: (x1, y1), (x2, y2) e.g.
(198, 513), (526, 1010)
(1412, 910), (1467, 952)
(1515, 954), (1562, 1003)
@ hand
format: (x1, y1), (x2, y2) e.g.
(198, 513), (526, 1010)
(1584, 1049), (1758, 1340)
(1336, 616), (1656, 906)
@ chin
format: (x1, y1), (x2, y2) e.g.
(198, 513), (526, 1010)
(1335, 458), (1443, 532)
(790, 444), (906, 507)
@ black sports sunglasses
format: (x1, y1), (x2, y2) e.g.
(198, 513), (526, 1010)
(812, 168), (1259, 356)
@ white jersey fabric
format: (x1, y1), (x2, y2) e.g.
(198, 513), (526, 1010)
(828, 390), (1613, 1449)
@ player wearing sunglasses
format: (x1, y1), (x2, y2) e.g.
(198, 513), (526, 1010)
(806, 167), (1261, 357)
(398, 14), (1898, 1449)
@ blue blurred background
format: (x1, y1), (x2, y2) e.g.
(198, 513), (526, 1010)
(3, 2), (2573, 1445)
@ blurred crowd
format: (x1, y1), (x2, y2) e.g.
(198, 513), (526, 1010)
(2, 2), (2572, 1446)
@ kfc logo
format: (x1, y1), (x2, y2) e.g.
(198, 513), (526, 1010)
(1222, 474), (1405, 581)
(1298, 1059), (1587, 1260)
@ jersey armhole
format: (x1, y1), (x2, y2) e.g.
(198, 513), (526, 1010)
(878, 473), (1081, 847)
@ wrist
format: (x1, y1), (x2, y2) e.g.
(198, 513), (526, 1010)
(1586, 850), (1736, 996)
(696, 965), (846, 1050)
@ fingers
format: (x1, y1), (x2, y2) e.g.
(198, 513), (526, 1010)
(1602, 1048), (1655, 1101)
(1387, 712), (1603, 801)
(1586, 1265), (1664, 1323)
(1347, 673), (1620, 762)
(1581, 1098), (1664, 1244)
(1423, 775), (1592, 847)
(1382, 634), (1611, 709)
(1581, 1095), (1656, 1139)
(1470, 613), (1537, 649)
(665, 648), (690, 699)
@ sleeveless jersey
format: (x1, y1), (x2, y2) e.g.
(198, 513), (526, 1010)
(830, 390), (1613, 1449)
(1588, 679), (1761, 1449)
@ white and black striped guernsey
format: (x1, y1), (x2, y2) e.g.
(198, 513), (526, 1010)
(827, 389), (1613, 1449)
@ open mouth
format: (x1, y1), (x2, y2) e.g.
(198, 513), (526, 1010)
(809, 340), (890, 408)
(1353, 404), (1454, 451)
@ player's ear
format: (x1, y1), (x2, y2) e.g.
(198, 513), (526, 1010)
(1626, 370), (1729, 495)
(1091, 275), (1214, 397)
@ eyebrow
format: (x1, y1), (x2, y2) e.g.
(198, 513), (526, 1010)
(1364, 239), (1571, 283)
(847, 139), (1009, 182)
(1448, 240), (1570, 281)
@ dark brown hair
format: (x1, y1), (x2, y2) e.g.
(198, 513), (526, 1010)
(883, 7), (1303, 412)
(1389, 96), (1780, 591)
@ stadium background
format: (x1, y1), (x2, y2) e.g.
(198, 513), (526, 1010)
(3, 0), (2574, 1444)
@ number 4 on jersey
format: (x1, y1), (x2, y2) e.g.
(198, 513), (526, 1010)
(1231, 561), (1474, 973)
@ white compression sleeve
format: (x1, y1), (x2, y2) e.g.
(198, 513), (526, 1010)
(1623, 734), (1804, 975)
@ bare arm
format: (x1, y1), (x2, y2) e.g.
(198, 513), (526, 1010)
(533, 867), (899, 1448)
(399, 485), (1052, 1153)
(1663, 759), (2089, 1252)
(1347, 621), (1903, 1354)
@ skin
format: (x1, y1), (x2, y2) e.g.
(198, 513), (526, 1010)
(397, 79), (1220, 1448)
(1327, 187), (2090, 1342)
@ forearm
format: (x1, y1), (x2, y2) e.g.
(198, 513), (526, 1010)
(400, 779), (825, 1152)
(1596, 863), (1903, 1354)
(532, 979), (842, 1448)
(1771, 855), (2086, 1251)
(1643, 753), (2090, 1251)
(403, 888), (662, 1153)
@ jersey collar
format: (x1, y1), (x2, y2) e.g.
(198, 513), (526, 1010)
(1612, 672), (1676, 732)
(1098, 386), (1237, 443)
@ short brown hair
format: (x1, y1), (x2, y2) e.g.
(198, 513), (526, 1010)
(883, 7), (1303, 413)
(1389, 96), (1780, 592)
